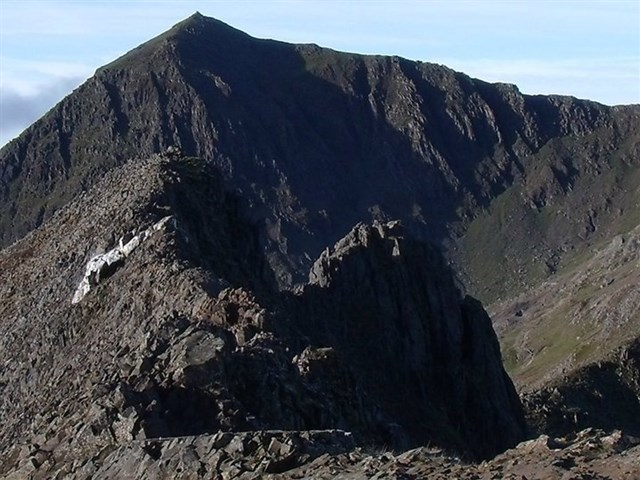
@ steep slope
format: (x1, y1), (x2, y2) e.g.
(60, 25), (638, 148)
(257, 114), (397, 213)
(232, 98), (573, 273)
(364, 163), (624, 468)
(457, 124), (640, 301)
(288, 222), (526, 457)
(489, 221), (640, 439)
(1, 13), (638, 304)
(1, 12), (639, 478)
(0, 154), (526, 478)
(523, 338), (640, 439)
(492, 221), (640, 390)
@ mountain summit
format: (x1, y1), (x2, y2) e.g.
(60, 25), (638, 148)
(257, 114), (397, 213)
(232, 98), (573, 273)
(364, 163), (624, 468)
(2, 13), (637, 304)
(0, 13), (639, 478)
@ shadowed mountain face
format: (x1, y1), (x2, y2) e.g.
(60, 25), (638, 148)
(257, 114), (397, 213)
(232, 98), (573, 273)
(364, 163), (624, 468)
(1, 12), (640, 478)
(1, 13), (638, 303)
(0, 156), (525, 478)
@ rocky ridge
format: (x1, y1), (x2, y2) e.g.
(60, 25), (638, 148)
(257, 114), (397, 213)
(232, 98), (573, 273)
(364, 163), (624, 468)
(0, 154), (525, 477)
(291, 222), (525, 456)
(1, 13), (638, 303)
(1, 12), (639, 479)
(2, 13), (639, 393)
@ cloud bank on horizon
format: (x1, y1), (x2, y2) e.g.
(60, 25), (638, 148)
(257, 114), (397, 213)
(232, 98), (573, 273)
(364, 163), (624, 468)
(1, 0), (638, 147)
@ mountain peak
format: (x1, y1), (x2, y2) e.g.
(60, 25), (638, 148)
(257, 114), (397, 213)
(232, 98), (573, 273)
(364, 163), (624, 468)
(95, 13), (252, 74)
(170, 12), (251, 41)
(2, 11), (640, 479)
(173, 11), (206, 29)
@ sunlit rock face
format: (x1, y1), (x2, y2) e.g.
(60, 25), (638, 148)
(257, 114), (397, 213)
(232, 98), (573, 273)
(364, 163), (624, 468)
(72, 216), (173, 304)
(1, 12), (639, 479)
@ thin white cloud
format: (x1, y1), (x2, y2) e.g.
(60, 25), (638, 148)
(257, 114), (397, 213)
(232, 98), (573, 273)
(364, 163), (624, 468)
(0, 76), (86, 133)
(0, 1), (190, 36)
(0, 54), (91, 146)
(0, 56), (93, 94)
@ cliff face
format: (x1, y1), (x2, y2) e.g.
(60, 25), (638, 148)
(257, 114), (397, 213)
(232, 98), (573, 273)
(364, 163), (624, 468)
(1, 11), (639, 478)
(1, 14), (638, 302)
(292, 222), (525, 457)
(0, 154), (525, 477)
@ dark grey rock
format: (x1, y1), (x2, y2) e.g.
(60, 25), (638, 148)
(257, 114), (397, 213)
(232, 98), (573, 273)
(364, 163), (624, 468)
(0, 155), (525, 478)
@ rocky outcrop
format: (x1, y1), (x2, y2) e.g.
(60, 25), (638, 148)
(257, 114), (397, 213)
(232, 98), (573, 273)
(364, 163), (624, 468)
(92, 430), (354, 480)
(269, 428), (640, 479)
(72, 215), (173, 303)
(291, 222), (526, 458)
(2, 430), (355, 480)
(6, 426), (637, 479)
(1, 14), (638, 305)
(523, 338), (640, 439)
(0, 154), (526, 478)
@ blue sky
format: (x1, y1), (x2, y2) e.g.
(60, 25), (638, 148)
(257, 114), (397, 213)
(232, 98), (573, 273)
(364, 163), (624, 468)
(1, 0), (638, 147)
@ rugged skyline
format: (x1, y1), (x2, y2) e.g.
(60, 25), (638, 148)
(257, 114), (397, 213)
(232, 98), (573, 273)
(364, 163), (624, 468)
(1, 12), (639, 479)
(1, 0), (638, 146)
